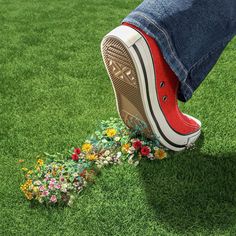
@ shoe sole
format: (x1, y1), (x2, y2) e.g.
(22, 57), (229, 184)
(101, 37), (153, 137)
(101, 26), (201, 151)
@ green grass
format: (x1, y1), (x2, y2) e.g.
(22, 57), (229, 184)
(0, 0), (235, 235)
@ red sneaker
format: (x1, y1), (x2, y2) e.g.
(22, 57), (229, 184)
(101, 24), (201, 151)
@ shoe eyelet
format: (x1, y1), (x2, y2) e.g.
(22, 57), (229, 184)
(160, 81), (165, 87)
(162, 96), (168, 102)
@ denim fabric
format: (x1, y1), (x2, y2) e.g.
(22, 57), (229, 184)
(122, 0), (236, 102)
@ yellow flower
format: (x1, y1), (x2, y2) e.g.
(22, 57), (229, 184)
(27, 170), (33, 175)
(121, 143), (130, 153)
(82, 143), (92, 153)
(33, 186), (39, 193)
(59, 166), (63, 171)
(106, 128), (117, 138)
(20, 179), (33, 194)
(37, 159), (44, 166)
(86, 154), (98, 161)
(154, 149), (167, 160)
(21, 167), (28, 171)
(25, 192), (33, 200)
(20, 185), (27, 192)
(138, 153), (142, 160)
(28, 179), (32, 185)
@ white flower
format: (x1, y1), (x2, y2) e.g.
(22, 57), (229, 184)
(34, 180), (42, 186)
(147, 153), (154, 159)
(102, 139), (108, 143)
(128, 146), (135, 154)
(38, 198), (44, 203)
(68, 195), (75, 207)
(100, 156), (106, 161)
(129, 154), (134, 159)
(116, 152), (122, 158)
(114, 136), (121, 141)
(106, 156), (112, 161)
(103, 160), (109, 165)
(118, 160), (123, 165)
(104, 150), (110, 156)
(128, 159), (133, 164)
(134, 161), (139, 166)
(61, 184), (68, 193)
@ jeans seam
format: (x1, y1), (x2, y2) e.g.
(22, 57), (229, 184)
(189, 36), (232, 72)
(183, 81), (194, 93)
(128, 11), (188, 76)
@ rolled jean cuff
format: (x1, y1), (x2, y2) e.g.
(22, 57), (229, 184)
(122, 11), (193, 101)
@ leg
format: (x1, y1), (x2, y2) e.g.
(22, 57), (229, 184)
(122, 0), (236, 101)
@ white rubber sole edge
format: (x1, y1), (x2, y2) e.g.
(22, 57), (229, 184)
(101, 26), (201, 151)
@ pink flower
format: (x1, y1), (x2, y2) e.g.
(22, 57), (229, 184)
(74, 148), (81, 155)
(48, 183), (55, 189)
(42, 190), (49, 196)
(133, 140), (142, 150)
(55, 184), (61, 189)
(141, 146), (151, 156)
(50, 195), (57, 203)
(50, 178), (56, 183)
(71, 153), (79, 161)
(59, 176), (65, 182)
(39, 186), (45, 191)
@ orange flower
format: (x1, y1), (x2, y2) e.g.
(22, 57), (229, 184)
(122, 143), (130, 153)
(86, 154), (98, 161)
(154, 149), (167, 160)
(25, 192), (33, 200)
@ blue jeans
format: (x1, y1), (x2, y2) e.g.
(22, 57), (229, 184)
(122, 0), (236, 102)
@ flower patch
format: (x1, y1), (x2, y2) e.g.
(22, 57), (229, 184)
(19, 117), (168, 206)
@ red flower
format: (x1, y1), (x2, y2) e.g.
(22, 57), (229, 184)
(80, 169), (86, 177)
(133, 140), (142, 150)
(71, 153), (79, 161)
(140, 146), (151, 156)
(74, 148), (81, 155)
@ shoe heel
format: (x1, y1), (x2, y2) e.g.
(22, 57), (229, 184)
(102, 25), (142, 48)
(101, 35), (153, 138)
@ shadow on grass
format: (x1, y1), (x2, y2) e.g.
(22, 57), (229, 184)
(137, 131), (236, 234)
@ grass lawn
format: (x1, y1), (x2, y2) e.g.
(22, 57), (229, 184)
(0, 0), (235, 235)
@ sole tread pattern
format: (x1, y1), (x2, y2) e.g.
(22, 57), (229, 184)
(102, 37), (153, 138)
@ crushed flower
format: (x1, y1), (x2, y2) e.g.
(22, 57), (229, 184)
(20, 117), (169, 207)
